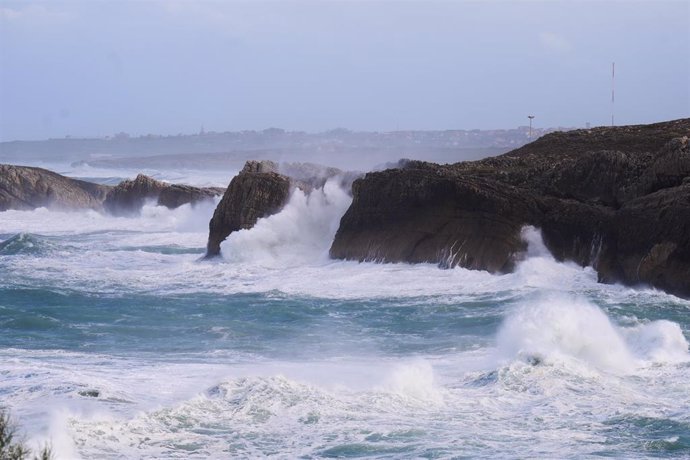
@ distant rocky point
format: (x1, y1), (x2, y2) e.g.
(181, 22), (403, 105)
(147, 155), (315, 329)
(0, 165), (224, 214)
(103, 174), (224, 216)
(0, 164), (109, 212)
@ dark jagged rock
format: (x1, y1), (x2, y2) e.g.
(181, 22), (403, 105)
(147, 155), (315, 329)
(206, 161), (291, 257)
(330, 119), (690, 297)
(103, 174), (169, 216)
(157, 185), (225, 209)
(0, 164), (110, 211)
(597, 182), (690, 297)
(330, 165), (540, 272)
(205, 160), (359, 257)
(103, 174), (223, 216)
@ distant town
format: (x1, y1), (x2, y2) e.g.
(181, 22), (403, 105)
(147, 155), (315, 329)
(0, 125), (574, 171)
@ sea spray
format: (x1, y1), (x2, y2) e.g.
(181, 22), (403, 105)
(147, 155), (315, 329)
(496, 294), (638, 373)
(496, 294), (689, 373)
(2, 170), (690, 458)
(221, 178), (352, 266)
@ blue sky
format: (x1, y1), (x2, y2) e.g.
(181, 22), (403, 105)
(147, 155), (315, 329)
(0, 0), (688, 141)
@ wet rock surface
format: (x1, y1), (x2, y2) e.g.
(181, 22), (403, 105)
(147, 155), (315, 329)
(330, 119), (690, 297)
(205, 160), (359, 257)
(206, 161), (292, 257)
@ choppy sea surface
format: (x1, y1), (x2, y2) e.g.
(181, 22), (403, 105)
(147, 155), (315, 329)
(1, 165), (689, 459)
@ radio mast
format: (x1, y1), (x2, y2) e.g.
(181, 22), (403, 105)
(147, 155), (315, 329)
(611, 62), (615, 127)
(527, 115), (535, 139)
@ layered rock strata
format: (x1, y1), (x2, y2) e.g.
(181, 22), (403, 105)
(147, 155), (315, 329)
(0, 164), (109, 211)
(330, 118), (690, 297)
(0, 165), (223, 215)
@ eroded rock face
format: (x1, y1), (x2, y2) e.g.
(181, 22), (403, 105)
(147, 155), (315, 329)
(103, 174), (169, 216)
(330, 119), (690, 297)
(103, 174), (223, 216)
(597, 181), (690, 297)
(206, 161), (291, 257)
(330, 164), (539, 272)
(205, 160), (360, 258)
(0, 164), (110, 211)
(157, 185), (225, 209)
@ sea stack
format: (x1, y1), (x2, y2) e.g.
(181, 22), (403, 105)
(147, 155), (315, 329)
(206, 161), (292, 257)
(205, 160), (359, 258)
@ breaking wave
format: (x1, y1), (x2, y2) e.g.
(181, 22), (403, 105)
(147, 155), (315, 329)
(496, 294), (689, 373)
(221, 178), (352, 266)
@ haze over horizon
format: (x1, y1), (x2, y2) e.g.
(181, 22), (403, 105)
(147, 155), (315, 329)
(1, 0), (688, 142)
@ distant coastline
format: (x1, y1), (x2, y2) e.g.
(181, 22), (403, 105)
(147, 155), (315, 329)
(0, 126), (570, 170)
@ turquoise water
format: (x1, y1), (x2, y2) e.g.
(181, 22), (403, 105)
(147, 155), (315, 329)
(1, 181), (689, 459)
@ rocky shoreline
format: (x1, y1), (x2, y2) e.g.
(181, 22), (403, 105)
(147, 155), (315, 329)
(205, 160), (360, 257)
(0, 165), (224, 214)
(331, 119), (690, 297)
(2, 118), (689, 297)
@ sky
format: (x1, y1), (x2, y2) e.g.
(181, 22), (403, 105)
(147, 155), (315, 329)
(0, 0), (688, 141)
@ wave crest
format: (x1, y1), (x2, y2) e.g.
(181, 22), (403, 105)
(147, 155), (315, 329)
(496, 294), (689, 373)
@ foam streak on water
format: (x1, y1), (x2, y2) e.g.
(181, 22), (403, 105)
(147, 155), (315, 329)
(1, 175), (689, 459)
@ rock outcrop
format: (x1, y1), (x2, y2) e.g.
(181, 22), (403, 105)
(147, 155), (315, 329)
(205, 160), (358, 257)
(206, 161), (292, 257)
(102, 174), (168, 216)
(1, 165), (224, 215)
(0, 164), (110, 211)
(157, 184), (225, 209)
(330, 118), (690, 297)
(103, 174), (224, 216)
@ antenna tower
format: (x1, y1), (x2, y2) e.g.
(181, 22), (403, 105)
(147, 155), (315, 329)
(611, 62), (615, 127)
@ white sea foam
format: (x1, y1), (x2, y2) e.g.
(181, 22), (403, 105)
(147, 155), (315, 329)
(496, 294), (689, 374)
(2, 172), (690, 458)
(0, 206), (684, 304)
(221, 178), (352, 267)
(15, 348), (689, 459)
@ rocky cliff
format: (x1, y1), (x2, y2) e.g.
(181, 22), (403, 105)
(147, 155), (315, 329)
(205, 160), (357, 257)
(0, 164), (110, 211)
(330, 118), (690, 297)
(206, 161), (292, 257)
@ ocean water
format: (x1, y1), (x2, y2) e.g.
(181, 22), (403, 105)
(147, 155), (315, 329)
(1, 172), (689, 459)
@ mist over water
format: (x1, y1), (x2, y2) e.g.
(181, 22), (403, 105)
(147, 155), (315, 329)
(1, 168), (689, 459)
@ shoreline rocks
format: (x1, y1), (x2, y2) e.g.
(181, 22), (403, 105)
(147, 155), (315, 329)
(329, 119), (690, 297)
(206, 161), (292, 257)
(103, 173), (223, 216)
(0, 165), (223, 215)
(0, 164), (110, 212)
(205, 160), (358, 257)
